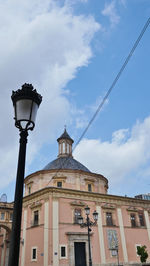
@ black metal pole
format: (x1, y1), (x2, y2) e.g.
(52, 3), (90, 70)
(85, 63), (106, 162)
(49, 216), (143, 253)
(87, 216), (92, 266)
(117, 248), (119, 266)
(8, 130), (28, 266)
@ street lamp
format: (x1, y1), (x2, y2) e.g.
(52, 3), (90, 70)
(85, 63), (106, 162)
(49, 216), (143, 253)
(78, 206), (98, 266)
(8, 84), (42, 266)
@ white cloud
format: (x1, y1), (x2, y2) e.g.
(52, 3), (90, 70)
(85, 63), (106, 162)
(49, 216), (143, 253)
(74, 116), (150, 195)
(0, 0), (100, 190)
(112, 128), (129, 143)
(102, 1), (120, 28)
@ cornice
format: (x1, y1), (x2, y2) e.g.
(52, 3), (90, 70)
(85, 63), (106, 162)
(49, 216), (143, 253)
(84, 178), (95, 183)
(30, 201), (42, 209)
(52, 176), (67, 180)
(126, 207), (138, 212)
(22, 186), (150, 209)
(0, 203), (13, 210)
(24, 168), (108, 184)
(70, 200), (86, 207)
(23, 189), (50, 207)
(101, 203), (116, 210)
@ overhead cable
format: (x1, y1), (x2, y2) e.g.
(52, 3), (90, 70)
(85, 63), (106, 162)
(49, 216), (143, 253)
(45, 17), (150, 187)
(73, 17), (150, 151)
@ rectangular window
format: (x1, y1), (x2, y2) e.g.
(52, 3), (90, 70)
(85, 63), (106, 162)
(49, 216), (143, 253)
(0, 213), (5, 220)
(28, 186), (31, 195)
(10, 213), (13, 221)
(106, 212), (113, 226)
(57, 181), (62, 188)
(130, 213), (136, 227)
(139, 212), (145, 226)
(74, 209), (81, 224)
(88, 184), (92, 192)
(60, 245), (67, 259)
(61, 246), (66, 257)
(31, 247), (37, 261)
(33, 210), (39, 226)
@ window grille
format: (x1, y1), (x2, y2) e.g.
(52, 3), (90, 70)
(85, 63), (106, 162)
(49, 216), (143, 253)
(57, 181), (62, 188)
(130, 213), (136, 227)
(106, 212), (113, 226)
(74, 209), (81, 224)
(138, 212), (145, 226)
(33, 210), (39, 226)
(88, 184), (92, 192)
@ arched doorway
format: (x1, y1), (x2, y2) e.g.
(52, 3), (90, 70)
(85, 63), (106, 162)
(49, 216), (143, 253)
(0, 225), (11, 266)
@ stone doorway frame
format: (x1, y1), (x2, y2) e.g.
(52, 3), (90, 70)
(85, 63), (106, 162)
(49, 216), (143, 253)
(66, 232), (93, 266)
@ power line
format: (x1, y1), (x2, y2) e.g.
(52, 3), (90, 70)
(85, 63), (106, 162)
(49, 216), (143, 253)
(73, 17), (150, 150)
(45, 17), (150, 187)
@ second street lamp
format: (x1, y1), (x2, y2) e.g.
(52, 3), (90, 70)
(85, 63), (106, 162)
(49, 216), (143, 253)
(8, 84), (42, 266)
(78, 206), (98, 266)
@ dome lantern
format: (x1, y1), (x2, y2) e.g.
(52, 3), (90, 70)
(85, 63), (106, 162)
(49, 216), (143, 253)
(57, 128), (74, 158)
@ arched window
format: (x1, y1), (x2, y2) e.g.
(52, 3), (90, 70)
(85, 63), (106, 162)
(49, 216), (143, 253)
(62, 142), (65, 153)
(67, 143), (69, 154)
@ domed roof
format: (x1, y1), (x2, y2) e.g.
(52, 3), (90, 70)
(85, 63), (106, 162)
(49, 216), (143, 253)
(43, 129), (90, 172)
(43, 156), (90, 172)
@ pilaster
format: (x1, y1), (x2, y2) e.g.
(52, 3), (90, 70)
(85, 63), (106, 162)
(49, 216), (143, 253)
(96, 206), (106, 264)
(144, 210), (150, 241)
(44, 199), (49, 266)
(117, 208), (128, 263)
(53, 198), (59, 266)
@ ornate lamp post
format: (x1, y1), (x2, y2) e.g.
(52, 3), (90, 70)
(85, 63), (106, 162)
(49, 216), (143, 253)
(8, 84), (42, 266)
(78, 206), (98, 266)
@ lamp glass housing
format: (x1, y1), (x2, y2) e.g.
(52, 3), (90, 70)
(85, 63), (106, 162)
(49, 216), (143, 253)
(12, 84), (42, 131)
(78, 216), (83, 225)
(93, 210), (98, 221)
(15, 99), (38, 130)
(85, 206), (90, 215)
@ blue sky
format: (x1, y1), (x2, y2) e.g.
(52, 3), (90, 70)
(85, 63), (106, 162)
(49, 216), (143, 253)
(0, 0), (149, 202)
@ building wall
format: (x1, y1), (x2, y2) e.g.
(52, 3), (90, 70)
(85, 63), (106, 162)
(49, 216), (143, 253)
(0, 172), (150, 266)
(0, 202), (13, 266)
(19, 181), (150, 266)
(24, 169), (108, 197)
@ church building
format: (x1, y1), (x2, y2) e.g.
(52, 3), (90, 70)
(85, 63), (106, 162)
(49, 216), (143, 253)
(0, 129), (150, 266)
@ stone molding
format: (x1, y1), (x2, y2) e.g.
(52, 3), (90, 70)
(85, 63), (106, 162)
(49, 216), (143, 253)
(126, 206), (139, 212)
(84, 178), (95, 183)
(23, 186), (150, 210)
(24, 168), (108, 185)
(52, 176), (67, 180)
(70, 200), (86, 207)
(101, 203), (116, 210)
(29, 201), (42, 209)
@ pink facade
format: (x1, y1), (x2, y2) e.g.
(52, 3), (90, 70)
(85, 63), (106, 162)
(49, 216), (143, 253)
(0, 129), (150, 266)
